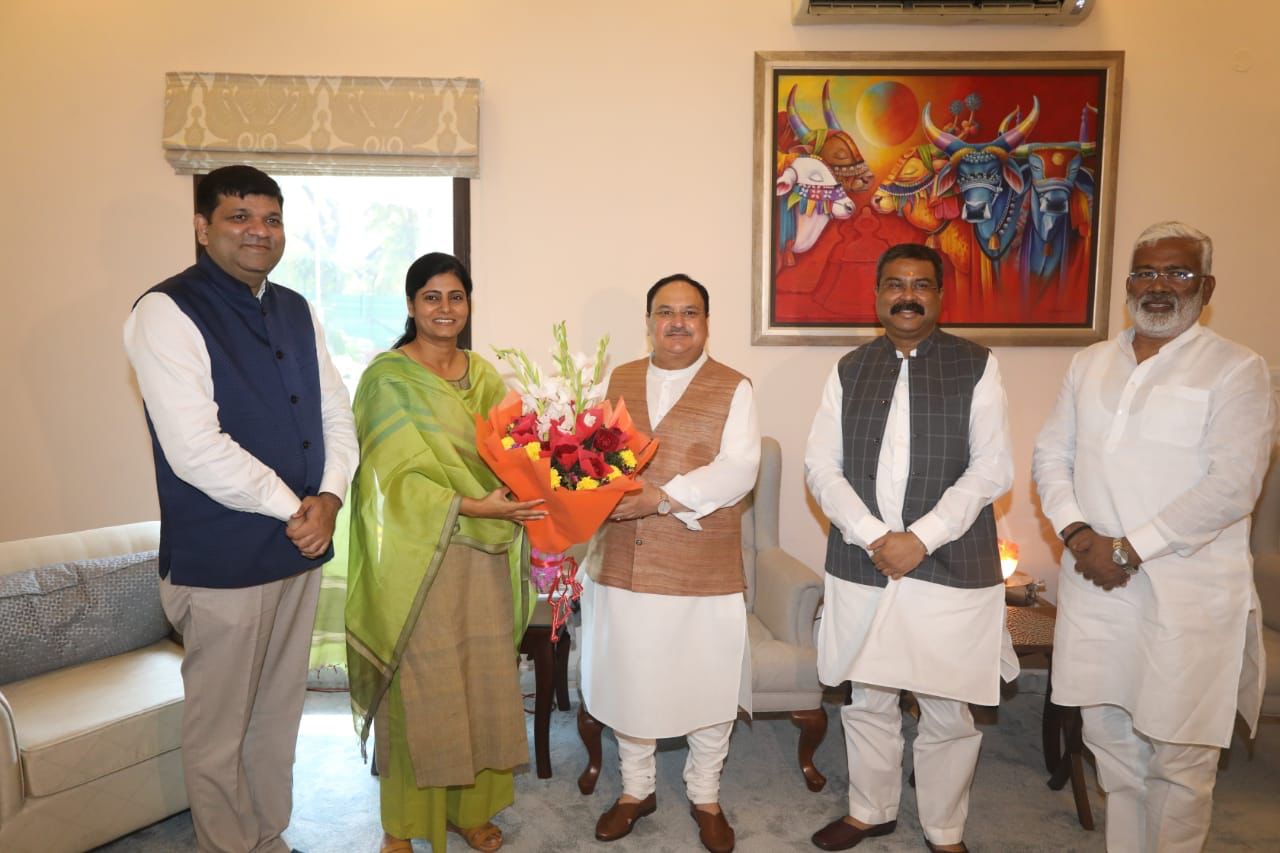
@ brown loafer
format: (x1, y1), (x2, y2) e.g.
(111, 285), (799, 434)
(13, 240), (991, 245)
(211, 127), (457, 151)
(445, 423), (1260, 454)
(811, 817), (897, 850)
(595, 793), (657, 841)
(690, 805), (735, 853)
(924, 837), (968, 853)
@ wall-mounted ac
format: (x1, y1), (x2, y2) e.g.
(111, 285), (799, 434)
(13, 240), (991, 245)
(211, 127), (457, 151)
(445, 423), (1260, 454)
(793, 0), (1094, 26)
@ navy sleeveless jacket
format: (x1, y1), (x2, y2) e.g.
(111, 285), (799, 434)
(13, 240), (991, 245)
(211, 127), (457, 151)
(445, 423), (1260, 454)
(139, 252), (329, 588)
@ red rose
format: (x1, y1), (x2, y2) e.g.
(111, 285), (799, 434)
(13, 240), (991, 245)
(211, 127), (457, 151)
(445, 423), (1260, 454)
(577, 448), (611, 478)
(592, 426), (624, 453)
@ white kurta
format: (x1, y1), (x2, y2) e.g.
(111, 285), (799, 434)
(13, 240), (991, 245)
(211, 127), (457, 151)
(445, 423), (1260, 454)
(805, 347), (1016, 706)
(1033, 324), (1276, 747)
(579, 352), (761, 739)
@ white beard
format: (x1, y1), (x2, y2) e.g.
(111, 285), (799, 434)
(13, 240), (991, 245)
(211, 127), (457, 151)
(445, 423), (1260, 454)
(1127, 288), (1204, 339)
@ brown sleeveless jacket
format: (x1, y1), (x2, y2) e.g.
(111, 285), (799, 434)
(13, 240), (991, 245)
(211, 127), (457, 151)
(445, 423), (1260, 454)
(595, 357), (748, 597)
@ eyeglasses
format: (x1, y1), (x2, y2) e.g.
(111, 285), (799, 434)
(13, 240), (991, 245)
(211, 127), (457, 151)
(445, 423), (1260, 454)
(651, 307), (705, 321)
(1127, 269), (1206, 284)
(878, 280), (939, 294)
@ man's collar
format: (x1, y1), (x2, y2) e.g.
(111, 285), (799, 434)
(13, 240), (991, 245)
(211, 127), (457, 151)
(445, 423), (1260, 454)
(1119, 321), (1205, 359)
(649, 350), (708, 377)
(197, 252), (270, 301)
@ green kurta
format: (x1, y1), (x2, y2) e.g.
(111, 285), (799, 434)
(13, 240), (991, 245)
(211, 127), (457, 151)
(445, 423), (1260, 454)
(345, 350), (534, 846)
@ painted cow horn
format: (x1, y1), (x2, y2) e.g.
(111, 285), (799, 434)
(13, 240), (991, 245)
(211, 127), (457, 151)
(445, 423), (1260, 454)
(787, 85), (812, 141)
(822, 81), (843, 131)
(1080, 102), (1098, 143)
(997, 96), (1039, 150)
(998, 107), (1021, 134)
(922, 102), (963, 154)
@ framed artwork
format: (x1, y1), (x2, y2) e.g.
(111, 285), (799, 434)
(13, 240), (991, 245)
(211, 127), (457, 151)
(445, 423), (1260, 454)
(752, 51), (1123, 347)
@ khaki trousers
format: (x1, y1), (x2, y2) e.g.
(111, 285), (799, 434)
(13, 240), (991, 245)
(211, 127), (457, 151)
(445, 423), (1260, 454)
(161, 568), (321, 853)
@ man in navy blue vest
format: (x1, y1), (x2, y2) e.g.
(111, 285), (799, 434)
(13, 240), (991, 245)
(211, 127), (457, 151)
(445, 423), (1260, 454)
(124, 165), (357, 853)
(804, 243), (1013, 853)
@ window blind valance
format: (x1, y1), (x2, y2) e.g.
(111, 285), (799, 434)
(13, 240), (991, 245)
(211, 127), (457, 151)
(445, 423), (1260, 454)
(162, 73), (480, 176)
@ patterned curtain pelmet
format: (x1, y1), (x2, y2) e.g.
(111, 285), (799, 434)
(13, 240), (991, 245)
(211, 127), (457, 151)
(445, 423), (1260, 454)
(162, 72), (480, 176)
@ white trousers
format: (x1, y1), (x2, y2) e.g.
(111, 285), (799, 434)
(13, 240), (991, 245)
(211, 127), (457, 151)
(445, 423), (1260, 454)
(615, 720), (735, 804)
(841, 683), (982, 846)
(161, 569), (321, 853)
(1081, 704), (1221, 853)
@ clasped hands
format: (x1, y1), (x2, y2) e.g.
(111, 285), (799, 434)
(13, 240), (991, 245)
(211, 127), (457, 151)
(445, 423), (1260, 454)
(868, 530), (926, 580)
(1061, 523), (1136, 591)
(286, 492), (343, 559)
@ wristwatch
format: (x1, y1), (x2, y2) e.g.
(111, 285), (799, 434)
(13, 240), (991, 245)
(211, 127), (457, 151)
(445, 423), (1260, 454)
(1112, 538), (1139, 575)
(656, 492), (671, 516)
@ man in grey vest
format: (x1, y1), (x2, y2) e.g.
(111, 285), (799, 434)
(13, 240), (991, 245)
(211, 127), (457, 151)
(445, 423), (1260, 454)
(803, 243), (1013, 853)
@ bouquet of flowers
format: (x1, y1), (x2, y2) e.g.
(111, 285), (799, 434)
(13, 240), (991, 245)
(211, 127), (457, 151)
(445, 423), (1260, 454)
(476, 323), (658, 635)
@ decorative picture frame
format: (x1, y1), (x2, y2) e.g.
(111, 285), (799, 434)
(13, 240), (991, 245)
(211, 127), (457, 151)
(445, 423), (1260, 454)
(752, 51), (1124, 347)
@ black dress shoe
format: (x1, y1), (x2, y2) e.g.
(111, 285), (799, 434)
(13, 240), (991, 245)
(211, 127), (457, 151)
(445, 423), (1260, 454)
(811, 817), (897, 850)
(924, 837), (968, 852)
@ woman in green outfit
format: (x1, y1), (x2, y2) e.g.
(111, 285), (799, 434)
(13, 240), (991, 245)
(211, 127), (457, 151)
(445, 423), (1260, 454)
(345, 253), (544, 852)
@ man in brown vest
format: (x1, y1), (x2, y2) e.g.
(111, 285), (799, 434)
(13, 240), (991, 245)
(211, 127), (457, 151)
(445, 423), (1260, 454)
(579, 274), (760, 853)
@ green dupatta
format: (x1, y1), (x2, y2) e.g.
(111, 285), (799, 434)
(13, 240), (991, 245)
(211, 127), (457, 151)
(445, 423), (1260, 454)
(345, 350), (534, 750)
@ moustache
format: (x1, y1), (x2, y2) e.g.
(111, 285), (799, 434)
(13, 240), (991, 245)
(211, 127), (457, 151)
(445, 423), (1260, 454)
(890, 302), (926, 315)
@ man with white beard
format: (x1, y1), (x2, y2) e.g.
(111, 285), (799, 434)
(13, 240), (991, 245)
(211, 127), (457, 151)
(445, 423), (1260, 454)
(1033, 221), (1276, 852)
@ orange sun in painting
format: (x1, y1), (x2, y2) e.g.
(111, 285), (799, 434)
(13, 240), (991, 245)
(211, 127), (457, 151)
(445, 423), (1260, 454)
(855, 81), (920, 148)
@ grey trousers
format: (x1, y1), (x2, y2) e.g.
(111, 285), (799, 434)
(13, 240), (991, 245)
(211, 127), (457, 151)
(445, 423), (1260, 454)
(161, 568), (321, 853)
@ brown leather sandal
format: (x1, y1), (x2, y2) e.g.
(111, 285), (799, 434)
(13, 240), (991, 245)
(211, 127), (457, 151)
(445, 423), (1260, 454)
(447, 821), (504, 852)
(379, 834), (413, 853)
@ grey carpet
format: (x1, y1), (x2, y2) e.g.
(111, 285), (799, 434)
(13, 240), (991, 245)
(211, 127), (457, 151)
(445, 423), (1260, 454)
(97, 681), (1280, 852)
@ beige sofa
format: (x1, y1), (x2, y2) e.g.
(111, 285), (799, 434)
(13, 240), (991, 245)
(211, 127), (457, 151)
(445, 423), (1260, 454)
(0, 521), (187, 853)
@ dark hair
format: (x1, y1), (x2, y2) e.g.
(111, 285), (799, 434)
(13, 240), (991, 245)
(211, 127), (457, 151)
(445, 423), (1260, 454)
(875, 243), (944, 290)
(646, 273), (709, 316)
(194, 165), (284, 220)
(392, 252), (474, 348)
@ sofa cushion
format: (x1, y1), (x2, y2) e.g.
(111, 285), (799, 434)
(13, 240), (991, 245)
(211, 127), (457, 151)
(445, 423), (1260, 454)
(0, 551), (167, 685)
(3, 639), (184, 797)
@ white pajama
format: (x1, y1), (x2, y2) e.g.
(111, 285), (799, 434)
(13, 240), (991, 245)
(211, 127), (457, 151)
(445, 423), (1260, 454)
(1082, 705), (1221, 853)
(616, 720), (735, 804)
(842, 685), (980, 846)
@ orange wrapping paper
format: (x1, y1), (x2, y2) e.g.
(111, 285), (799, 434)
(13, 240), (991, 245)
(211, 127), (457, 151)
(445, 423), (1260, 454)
(475, 390), (658, 553)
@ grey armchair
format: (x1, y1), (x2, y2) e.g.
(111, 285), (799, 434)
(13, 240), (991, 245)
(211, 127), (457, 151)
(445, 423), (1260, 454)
(1249, 446), (1280, 718)
(577, 436), (829, 793)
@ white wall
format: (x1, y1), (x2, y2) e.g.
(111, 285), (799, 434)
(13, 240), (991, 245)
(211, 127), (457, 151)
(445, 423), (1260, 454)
(2, 0), (1277, 595)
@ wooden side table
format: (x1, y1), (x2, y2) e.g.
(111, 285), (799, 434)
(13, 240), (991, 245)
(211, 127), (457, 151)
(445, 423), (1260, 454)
(1006, 602), (1094, 830)
(519, 596), (572, 779)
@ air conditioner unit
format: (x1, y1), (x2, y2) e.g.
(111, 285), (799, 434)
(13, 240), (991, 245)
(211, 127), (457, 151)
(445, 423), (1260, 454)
(793, 0), (1094, 26)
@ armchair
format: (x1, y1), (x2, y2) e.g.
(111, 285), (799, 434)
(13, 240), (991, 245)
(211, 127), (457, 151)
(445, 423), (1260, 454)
(577, 436), (828, 793)
(1249, 445), (1280, 719)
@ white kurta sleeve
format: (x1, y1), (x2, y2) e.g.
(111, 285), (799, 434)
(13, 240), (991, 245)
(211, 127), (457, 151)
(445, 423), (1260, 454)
(663, 379), (761, 530)
(1126, 354), (1277, 562)
(124, 292), (301, 521)
(309, 303), (358, 503)
(908, 353), (1015, 553)
(1032, 352), (1089, 537)
(804, 364), (893, 550)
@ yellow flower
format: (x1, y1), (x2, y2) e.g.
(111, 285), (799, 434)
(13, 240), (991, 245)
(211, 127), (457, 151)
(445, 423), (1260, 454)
(576, 477), (600, 491)
(550, 468), (562, 489)
(501, 436), (516, 450)
(604, 465), (622, 482)
(618, 449), (637, 469)
(524, 442), (541, 460)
